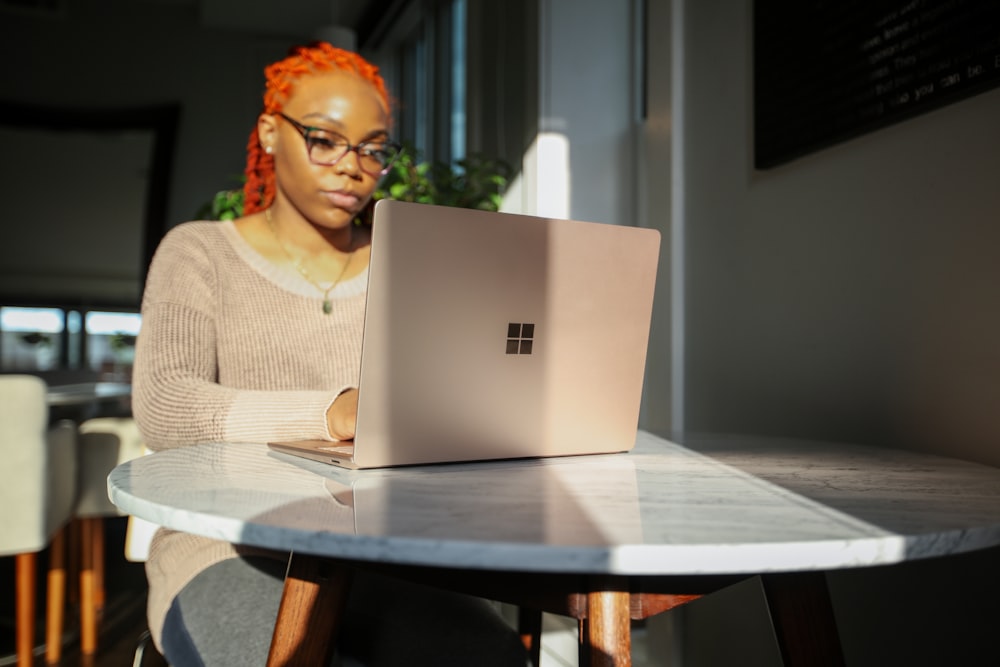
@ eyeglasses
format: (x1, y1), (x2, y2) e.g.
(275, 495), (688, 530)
(277, 112), (401, 176)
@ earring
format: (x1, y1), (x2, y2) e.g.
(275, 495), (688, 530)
(265, 145), (274, 155)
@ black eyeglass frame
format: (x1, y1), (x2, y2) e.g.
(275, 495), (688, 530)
(277, 112), (401, 176)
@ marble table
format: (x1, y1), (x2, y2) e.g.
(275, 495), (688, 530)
(107, 431), (1000, 666)
(46, 381), (132, 421)
(46, 381), (131, 405)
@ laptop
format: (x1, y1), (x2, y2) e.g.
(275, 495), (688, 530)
(268, 199), (660, 469)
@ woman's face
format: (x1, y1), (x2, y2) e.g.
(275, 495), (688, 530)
(263, 69), (390, 230)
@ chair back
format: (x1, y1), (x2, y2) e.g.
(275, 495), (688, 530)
(0, 375), (77, 554)
(76, 417), (146, 518)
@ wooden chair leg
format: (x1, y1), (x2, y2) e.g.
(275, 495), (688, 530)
(67, 518), (80, 605)
(15, 552), (36, 667)
(578, 617), (590, 667)
(46, 527), (67, 664)
(517, 607), (543, 666)
(80, 517), (99, 656)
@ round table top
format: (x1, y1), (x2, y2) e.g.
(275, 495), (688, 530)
(108, 430), (1000, 576)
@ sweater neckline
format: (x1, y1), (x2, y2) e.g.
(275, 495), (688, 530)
(219, 220), (369, 299)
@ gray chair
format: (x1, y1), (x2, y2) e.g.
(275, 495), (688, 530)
(0, 374), (77, 666)
(74, 423), (166, 667)
(74, 416), (147, 657)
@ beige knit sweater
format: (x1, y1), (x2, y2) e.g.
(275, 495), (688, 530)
(132, 220), (367, 649)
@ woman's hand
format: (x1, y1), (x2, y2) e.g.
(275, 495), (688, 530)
(326, 388), (359, 440)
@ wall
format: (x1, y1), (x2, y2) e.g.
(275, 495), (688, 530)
(681, 1), (1000, 467)
(672, 0), (1000, 664)
(512, 0), (638, 227)
(2, 124), (153, 304)
(639, 0), (682, 436)
(0, 1), (314, 248)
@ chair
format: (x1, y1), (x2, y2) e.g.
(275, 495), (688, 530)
(74, 416), (147, 657)
(0, 375), (77, 666)
(126, 515), (165, 667)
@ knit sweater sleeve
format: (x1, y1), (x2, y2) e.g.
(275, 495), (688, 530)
(132, 222), (355, 450)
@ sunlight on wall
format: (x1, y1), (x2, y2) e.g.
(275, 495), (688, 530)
(504, 132), (571, 219)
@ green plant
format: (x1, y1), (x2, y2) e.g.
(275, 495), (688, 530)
(109, 332), (137, 352)
(195, 148), (512, 220)
(195, 179), (245, 220)
(19, 332), (51, 347)
(375, 144), (512, 212)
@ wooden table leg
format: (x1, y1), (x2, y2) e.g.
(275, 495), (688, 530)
(581, 581), (631, 667)
(760, 571), (845, 667)
(266, 553), (353, 667)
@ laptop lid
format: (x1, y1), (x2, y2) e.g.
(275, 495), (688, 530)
(333, 199), (661, 468)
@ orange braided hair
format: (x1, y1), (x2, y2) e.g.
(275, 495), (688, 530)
(242, 41), (393, 216)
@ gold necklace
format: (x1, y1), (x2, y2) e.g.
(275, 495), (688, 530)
(265, 207), (356, 314)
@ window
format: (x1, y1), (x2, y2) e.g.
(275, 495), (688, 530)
(0, 305), (140, 377)
(450, 0), (466, 162)
(85, 311), (141, 380)
(0, 306), (65, 370)
(370, 0), (467, 166)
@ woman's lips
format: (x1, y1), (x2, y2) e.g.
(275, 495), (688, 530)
(323, 190), (361, 210)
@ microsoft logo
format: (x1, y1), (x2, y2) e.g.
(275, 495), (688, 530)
(506, 322), (535, 355)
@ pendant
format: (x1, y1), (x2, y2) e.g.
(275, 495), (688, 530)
(322, 299), (333, 315)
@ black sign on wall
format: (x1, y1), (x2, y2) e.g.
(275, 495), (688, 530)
(754, 0), (1000, 169)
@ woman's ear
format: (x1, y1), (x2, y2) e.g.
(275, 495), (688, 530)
(257, 113), (279, 154)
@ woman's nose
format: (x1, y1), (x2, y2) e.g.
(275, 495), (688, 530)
(334, 148), (363, 176)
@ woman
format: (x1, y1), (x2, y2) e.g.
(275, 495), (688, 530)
(133, 42), (527, 666)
